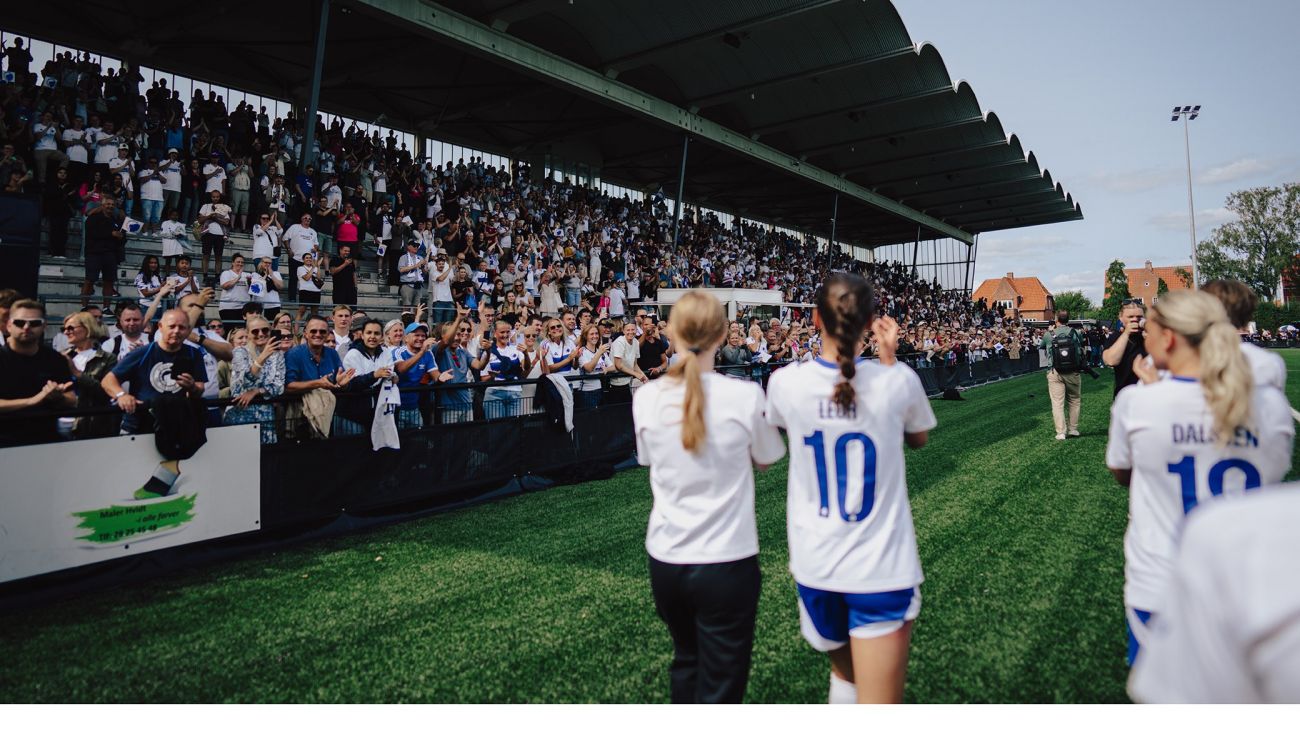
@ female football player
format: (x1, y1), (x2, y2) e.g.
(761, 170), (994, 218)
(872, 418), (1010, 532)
(766, 272), (936, 703)
(632, 290), (786, 703)
(1106, 289), (1293, 664)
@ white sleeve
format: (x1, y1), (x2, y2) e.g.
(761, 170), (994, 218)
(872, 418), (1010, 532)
(902, 368), (937, 434)
(749, 385), (786, 466)
(1128, 510), (1254, 703)
(1105, 388), (1133, 470)
(632, 387), (651, 467)
(764, 369), (787, 429)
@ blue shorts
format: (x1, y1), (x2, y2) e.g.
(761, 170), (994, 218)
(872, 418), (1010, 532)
(1126, 606), (1154, 665)
(796, 583), (920, 651)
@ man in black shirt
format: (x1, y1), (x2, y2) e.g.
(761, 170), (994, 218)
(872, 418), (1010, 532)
(330, 242), (358, 306)
(1102, 300), (1147, 395)
(638, 319), (670, 379)
(0, 299), (75, 445)
(81, 197), (124, 310)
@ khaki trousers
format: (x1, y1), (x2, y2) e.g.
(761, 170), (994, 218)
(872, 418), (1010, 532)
(1047, 369), (1081, 435)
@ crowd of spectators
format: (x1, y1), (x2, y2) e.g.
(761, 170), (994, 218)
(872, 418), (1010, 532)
(1, 41), (1059, 448)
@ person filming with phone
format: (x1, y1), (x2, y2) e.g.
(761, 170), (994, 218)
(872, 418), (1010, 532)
(1103, 299), (1147, 396)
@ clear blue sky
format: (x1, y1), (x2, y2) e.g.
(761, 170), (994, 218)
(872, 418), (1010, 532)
(892, 0), (1300, 303)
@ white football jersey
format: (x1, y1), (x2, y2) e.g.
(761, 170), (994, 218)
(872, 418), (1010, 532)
(1106, 377), (1294, 611)
(766, 359), (937, 592)
(634, 373), (786, 564)
(1129, 486), (1300, 703)
(1241, 342), (1287, 392)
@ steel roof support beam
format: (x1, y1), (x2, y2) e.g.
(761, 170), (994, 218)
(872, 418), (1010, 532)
(486, 0), (566, 29)
(687, 45), (915, 110)
(302, 0), (331, 167)
(795, 114), (986, 159)
(351, 0), (974, 244)
(602, 0), (843, 76)
(875, 158), (1030, 191)
(834, 138), (1011, 178)
(751, 85), (955, 138)
(924, 187), (1066, 216)
(948, 200), (1078, 226)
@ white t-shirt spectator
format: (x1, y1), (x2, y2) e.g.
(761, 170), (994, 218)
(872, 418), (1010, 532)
(108, 156), (132, 189)
(161, 159), (183, 192)
(62, 128), (89, 163)
(323, 182), (342, 210)
(92, 131), (119, 164)
(575, 347), (611, 391)
(429, 263), (453, 302)
(33, 122), (59, 151)
(251, 224), (281, 260)
(373, 170), (386, 193)
(251, 270), (283, 307)
(284, 223), (318, 262)
(203, 162), (226, 193)
(608, 287), (627, 318)
(610, 335), (639, 386)
(298, 263), (323, 293)
(137, 168), (164, 202)
(219, 269), (251, 306)
(199, 203), (231, 236)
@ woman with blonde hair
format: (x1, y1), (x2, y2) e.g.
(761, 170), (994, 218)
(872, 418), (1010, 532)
(632, 290), (786, 703)
(224, 316), (287, 443)
(1106, 289), (1293, 665)
(60, 311), (115, 438)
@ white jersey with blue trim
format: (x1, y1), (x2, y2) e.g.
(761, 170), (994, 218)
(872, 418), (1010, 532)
(766, 357), (937, 593)
(1105, 376), (1293, 611)
(1241, 341), (1287, 392)
(1128, 486), (1300, 703)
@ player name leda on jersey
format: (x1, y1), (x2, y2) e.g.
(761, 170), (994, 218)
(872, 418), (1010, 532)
(1171, 424), (1260, 448)
(817, 399), (858, 420)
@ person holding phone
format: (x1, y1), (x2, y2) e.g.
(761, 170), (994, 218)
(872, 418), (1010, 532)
(1103, 299), (1147, 395)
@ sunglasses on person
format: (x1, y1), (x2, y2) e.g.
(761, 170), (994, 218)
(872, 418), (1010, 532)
(307, 328), (328, 336)
(11, 318), (45, 329)
(61, 324), (84, 333)
(249, 327), (270, 335)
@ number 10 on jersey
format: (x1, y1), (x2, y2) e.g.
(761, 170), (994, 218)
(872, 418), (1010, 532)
(803, 430), (878, 522)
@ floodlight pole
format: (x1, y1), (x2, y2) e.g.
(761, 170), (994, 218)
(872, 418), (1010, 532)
(302, 0), (331, 168)
(1173, 106), (1200, 289)
(671, 135), (689, 251)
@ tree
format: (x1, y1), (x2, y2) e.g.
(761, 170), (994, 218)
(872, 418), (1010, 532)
(1053, 290), (1094, 318)
(1098, 259), (1131, 323)
(1156, 277), (1170, 300)
(1195, 183), (1300, 297)
(1173, 266), (1193, 289)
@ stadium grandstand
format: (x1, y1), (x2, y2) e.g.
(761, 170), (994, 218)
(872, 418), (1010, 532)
(0, 2), (1121, 703)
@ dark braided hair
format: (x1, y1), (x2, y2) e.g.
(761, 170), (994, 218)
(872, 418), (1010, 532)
(815, 272), (875, 410)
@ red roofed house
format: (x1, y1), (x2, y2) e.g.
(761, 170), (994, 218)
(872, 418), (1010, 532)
(972, 272), (1055, 322)
(1108, 261), (1191, 308)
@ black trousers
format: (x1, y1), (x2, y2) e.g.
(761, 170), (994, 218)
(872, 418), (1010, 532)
(648, 554), (761, 704)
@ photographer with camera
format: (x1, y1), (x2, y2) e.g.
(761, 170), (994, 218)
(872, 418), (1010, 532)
(1103, 300), (1147, 396)
(1041, 310), (1086, 441)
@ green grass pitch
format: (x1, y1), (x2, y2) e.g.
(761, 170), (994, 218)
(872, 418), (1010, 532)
(4, 352), (1299, 703)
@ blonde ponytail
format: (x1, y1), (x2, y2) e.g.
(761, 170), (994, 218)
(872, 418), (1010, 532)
(1198, 319), (1253, 442)
(1150, 290), (1254, 443)
(665, 291), (727, 453)
(678, 348), (707, 453)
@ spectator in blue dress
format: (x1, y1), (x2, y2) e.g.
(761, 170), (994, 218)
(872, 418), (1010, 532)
(224, 315), (288, 443)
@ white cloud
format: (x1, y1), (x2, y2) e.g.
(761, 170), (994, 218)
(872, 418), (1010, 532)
(1196, 158), (1274, 186)
(1091, 167), (1180, 194)
(976, 234), (1067, 261)
(1047, 271), (1104, 305)
(1148, 207), (1237, 232)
